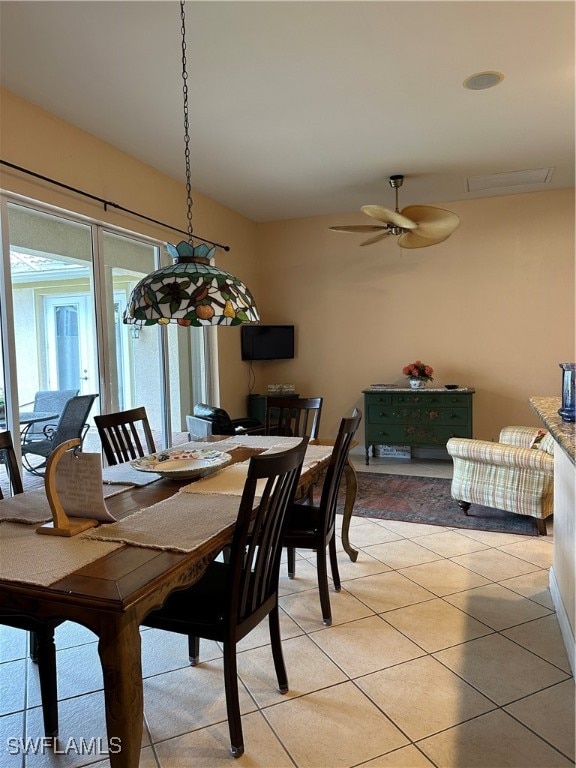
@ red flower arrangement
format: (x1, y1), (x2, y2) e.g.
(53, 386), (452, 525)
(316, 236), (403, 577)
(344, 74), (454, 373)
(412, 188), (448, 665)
(402, 360), (434, 382)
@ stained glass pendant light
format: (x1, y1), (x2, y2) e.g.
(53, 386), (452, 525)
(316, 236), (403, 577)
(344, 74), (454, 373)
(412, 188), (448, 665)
(123, 1), (259, 328)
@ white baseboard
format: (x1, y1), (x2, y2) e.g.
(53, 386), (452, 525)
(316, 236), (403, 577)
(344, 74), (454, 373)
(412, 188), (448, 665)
(549, 567), (576, 679)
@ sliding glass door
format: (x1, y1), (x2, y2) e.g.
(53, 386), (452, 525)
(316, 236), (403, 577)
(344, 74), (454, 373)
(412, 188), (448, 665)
(6, 203), (99, 415)
(0, 196), (207, 462)
(99, 230), (166, 439)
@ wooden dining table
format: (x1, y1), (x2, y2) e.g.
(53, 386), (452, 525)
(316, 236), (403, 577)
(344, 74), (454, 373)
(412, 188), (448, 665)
(0, 437), (346, 768)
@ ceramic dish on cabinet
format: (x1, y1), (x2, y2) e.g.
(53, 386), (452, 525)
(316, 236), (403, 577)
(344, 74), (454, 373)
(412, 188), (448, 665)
(131, 447), (232, 480)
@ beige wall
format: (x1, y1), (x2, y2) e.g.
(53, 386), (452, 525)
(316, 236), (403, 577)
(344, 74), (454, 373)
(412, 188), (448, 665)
(254, 190), (575, 441)
(2, 88), (575, 442)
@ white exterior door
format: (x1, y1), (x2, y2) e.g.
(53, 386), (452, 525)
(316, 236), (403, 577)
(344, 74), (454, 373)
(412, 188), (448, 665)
(44, 294), (97, 394)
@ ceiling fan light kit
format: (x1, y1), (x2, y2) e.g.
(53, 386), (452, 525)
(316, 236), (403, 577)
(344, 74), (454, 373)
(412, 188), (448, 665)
(330, 175), (460, 249)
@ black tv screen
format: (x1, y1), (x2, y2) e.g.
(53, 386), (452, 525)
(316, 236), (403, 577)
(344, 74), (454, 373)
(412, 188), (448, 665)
(241, 325), (295, 361)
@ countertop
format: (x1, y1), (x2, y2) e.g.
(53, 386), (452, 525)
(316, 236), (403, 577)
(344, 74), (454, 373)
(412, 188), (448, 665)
(363, 386), (475, 393)
(530, 396), (575, 465)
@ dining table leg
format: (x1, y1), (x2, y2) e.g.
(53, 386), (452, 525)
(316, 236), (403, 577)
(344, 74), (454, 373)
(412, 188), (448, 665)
(341, 460), (359, 562)
(97, 615), (143, 768)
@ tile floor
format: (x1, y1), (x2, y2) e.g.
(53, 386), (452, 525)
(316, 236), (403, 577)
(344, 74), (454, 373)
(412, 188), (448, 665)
(0, 454), (574, 767)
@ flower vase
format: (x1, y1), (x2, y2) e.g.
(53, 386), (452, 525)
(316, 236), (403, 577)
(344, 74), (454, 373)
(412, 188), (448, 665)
(409, 379), (426, 389)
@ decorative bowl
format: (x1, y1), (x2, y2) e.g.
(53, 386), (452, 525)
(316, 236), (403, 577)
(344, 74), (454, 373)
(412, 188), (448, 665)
(131, 448), (232, 480)
(444, 384), (459, 390)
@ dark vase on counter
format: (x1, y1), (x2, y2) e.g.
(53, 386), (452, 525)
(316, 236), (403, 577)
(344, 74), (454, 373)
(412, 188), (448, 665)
(558, 363), (576, 422)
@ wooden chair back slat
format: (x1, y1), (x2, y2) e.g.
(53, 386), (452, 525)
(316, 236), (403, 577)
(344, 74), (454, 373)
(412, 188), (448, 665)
(95, 407), (155, 466)
(265, 396), (323, 439)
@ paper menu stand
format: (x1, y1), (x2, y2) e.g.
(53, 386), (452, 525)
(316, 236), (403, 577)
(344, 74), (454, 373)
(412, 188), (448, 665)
(37, 439), (116, 537)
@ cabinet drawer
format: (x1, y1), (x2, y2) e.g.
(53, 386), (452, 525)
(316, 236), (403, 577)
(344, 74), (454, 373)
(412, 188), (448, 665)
(368, 404), (469, 426)
(366, 424), (471, 446)
(364, 393), (392, 406)
(391, 393), (470, 406)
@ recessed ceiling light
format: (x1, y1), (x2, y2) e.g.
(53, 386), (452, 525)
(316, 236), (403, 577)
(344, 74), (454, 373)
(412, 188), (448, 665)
(463, 71), (504, 90)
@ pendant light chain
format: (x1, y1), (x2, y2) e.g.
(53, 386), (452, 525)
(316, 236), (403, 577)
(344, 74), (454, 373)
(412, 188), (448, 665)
(122, 0), (259, 327)
(180, 0), (194, 244)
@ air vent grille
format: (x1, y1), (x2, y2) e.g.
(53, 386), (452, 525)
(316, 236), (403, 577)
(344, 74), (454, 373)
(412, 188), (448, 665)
(466, 168), (554, 192)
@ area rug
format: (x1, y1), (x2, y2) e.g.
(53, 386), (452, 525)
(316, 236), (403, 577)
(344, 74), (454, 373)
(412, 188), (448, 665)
(338, 473), (539, 536)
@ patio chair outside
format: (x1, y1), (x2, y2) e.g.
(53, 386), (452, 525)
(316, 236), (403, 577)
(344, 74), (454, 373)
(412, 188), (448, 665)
(21, 393), (99, 475)
(21, 389), (79, 443)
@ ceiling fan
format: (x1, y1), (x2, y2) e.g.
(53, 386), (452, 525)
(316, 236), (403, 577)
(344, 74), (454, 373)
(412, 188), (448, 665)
(330, 175), (460, 248)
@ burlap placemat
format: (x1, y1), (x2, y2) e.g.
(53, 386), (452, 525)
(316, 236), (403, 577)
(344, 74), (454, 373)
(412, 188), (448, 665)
(101, 462), (161, 486)
(0, 522), (122, 586)
(299, 444), (334, 465)
(85, 492), (241, 552)
(181, 462), (252, 495)
(0, 483), (139, 524)
(0, 488), (52, 524)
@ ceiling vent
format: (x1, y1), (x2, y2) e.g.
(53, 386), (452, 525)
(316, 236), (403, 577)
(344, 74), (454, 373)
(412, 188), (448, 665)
(466, 168), (554, 193)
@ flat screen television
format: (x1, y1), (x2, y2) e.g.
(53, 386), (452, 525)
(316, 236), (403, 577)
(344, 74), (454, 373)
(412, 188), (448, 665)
(241, 325), (295, 361)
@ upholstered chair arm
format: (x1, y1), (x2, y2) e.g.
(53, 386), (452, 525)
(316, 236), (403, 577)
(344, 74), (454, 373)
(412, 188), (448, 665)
(446, 438), (554, 474)
(498, 426), (542, 447)
(186, 415), (213, 439)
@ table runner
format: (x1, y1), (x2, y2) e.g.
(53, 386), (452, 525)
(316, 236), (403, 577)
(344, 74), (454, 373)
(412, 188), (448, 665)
(180, 443), (333, 496)
(224, 435), (303, 450)
(0, 482), (141, 524)
(85, 492), (241, 552)
(0, 522), (122, 586)
(0, 438), (334, 585)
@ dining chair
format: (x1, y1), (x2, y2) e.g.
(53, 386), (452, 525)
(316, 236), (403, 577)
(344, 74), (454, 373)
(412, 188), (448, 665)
(141, 437), (309, 758)
(0, 430), (60, 737)
(265, 396), (323, 439)
(94, 406), (155, 466)
(0, 429), (23, 497)
(266, 396), (323, 505)
(21, 393), (99, 475)
(282, 408), (362, 626)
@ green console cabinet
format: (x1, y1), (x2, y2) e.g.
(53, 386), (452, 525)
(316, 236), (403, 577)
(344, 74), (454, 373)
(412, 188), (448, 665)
(362, 386), (475, 464)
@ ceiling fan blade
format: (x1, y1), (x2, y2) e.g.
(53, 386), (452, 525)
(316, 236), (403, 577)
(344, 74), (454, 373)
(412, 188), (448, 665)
(329, 225), (388, 233)
(361, 205), (418, 230)
(400, 205), (460, 239)
(397, 230), (451, 249)
(360, 232), (392, 247)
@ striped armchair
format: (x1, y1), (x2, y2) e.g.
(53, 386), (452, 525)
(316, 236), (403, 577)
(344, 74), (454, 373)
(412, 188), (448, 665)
(446, 426), (554, 535)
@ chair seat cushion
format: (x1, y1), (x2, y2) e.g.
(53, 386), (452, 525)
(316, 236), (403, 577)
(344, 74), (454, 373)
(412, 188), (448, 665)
(284, 502), (323, 538)
(22, 439), (53, 458)
(145, 560), (231, 634)
(143, 557), (276, 639)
